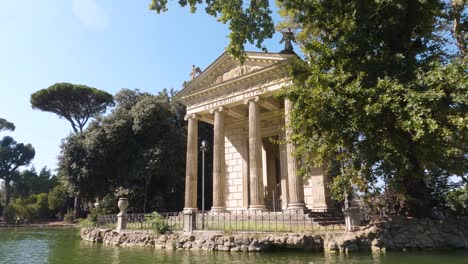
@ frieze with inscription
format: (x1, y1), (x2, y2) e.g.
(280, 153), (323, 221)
(211, 64), (262, 86)
(185, 77), (283, 109)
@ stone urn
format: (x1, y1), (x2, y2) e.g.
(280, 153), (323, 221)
(118, 198), (129, 214)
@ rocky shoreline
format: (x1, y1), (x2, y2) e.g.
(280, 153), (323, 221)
(80, 217), (468, 253)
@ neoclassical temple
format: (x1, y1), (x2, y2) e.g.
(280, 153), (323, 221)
(178, 51), (331, 212)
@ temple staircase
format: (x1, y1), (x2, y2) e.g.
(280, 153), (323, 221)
(307, 209), (345, 226)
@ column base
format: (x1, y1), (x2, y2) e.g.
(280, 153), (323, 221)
(286, 203), (306, 213)
(248, 205), (267, 211)
(210, 207), (226, 213)
(183, 207), (198, 214)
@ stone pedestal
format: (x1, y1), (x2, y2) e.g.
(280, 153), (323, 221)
(343, 207), (361, 231)
(116, 212), (127, 232)
(183, 212), (197, 233)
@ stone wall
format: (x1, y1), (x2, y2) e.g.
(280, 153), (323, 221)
(80, 228), (323, 252)
(304, 168), (330, 210)
(224, 126), (245, 210)
(81, 217), (468, 253)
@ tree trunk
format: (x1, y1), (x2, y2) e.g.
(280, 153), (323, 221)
(2, 179), (11, 219)
(400, 151), (433, 218)
(74, 195), (80, 219)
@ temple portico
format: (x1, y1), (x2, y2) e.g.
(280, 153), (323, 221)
(178, 51), (331, 213)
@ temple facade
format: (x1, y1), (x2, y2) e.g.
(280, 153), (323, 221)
(178, 51), (331, 212)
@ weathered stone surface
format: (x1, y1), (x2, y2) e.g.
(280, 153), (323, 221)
(80, 217), (468, 253)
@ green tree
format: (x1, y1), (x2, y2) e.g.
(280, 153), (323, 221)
(30, 83), (114, 133)
(48, 184), (68, 213)
(0, 136), (35, 218)
(13, 167), (56, 198)
(0, 118), (15, 132)
(31, 82), (114, 218)
(58, 89), (188, 213)
(149, 0), (467, 217)
(8, 193), (50, 220)
(276, 0), (466, 217)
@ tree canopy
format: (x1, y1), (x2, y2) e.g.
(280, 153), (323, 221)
(58, 89), (189, 212)
(150, 0), (467, 217)
(30, 83), (115, 133)
(0, 136), (35, 217)
(0, 118), (15, 132)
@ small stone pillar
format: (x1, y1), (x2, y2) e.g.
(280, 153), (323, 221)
(343, 207), (361, 231)
(183, 211), (196, 233)
(116, 198), (128, 232)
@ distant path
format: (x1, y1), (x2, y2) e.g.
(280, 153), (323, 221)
(0, 221), (77, 228)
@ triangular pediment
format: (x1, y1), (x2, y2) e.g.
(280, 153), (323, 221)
(178, 51), (296, 103)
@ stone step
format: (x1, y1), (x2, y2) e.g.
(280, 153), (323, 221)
(313, 220), (346, 226)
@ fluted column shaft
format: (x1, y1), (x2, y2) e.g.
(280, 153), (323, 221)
(285, 99), (305, 209)
(211, 108), (226, 211)
(184, 115), (198, 212)
(247, 97), (266, 210)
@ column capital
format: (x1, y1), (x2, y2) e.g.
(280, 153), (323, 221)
(209, 106), (224, 114)
(243, 96), (260, 105)
(184, 114), (198, 121)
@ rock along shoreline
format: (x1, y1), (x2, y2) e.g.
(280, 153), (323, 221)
(80, 216), (468, 253)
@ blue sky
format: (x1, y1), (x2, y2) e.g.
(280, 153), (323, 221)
(0, 0), (285, 172)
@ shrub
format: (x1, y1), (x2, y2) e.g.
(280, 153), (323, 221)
(34, 193), (49, 219)
(144, 212), (170, 233)
(78, 218), (95, 227)
(11, 198), (36, 220)
(48, 185), (67, 212)
(87, 194), (117, 224)
(2, 205), (16, 223)
(64, 209), (75, 223)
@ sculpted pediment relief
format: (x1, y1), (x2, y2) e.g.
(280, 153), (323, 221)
(178, 51), (296, 104)
(211, 64), (263, 86)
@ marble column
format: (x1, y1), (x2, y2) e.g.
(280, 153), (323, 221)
(284, 99), (306, 210)
(241, 134), (250, 209)
(211, 107), (226, 211)
(183, 115), (198, 212)
(245, 97), (266, 210)
(279, 131), (289, 210)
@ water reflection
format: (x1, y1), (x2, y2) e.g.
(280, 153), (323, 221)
(1, 228), (468, 264)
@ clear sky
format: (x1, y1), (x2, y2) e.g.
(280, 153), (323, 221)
(0, 0), (285, 172)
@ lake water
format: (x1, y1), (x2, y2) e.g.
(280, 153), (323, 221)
(1, 228), (468, 264)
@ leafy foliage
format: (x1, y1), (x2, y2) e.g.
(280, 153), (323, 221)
(149, 0), (275, 60)
(277, 1), (467, 217)
(7, 193), (51, 221)
(13, 167), (57, 198)
(78, 218), (95, 227)
(0, 136), (35, 218)
(58, 89), (188, 213)
(30, 83), (114, 133)
(144, 211), (170, 233)
(48, 184), (68, 212)
(0, 118), (15, 132)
